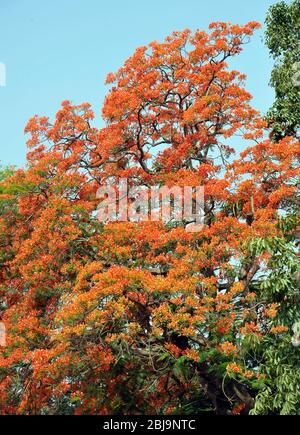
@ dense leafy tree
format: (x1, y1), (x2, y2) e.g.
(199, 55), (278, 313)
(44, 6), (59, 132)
(256, 1), (300, 414)
(265, 0), (300, 141)
(0, 22), (299, 415)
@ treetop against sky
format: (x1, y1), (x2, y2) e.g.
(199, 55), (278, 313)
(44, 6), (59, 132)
(0, 0), (276, 167)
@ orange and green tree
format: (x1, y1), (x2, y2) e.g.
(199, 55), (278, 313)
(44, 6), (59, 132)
(0, 22), (299, 415)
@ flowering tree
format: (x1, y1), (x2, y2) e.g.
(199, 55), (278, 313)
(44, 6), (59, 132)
(0, 22), (299, 415)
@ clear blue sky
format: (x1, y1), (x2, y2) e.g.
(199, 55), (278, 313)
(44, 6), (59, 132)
(0, 0), (279, 167)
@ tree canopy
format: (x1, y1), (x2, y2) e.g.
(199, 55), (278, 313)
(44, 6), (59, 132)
(265, 0), (300, 141)
(0, 20), (299, 415)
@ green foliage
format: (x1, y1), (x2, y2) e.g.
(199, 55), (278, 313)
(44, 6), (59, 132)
(251, 336), (300, 415)
(0, 166), (17, 268)
(265, 0), (300, 140)
(249, 232), (300, 415)
(0, 165), (15, 187)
